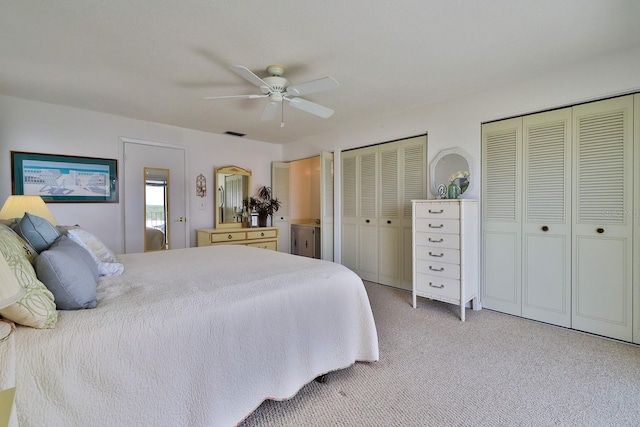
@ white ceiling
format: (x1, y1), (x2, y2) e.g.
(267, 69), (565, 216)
(1, 1), (639, 144)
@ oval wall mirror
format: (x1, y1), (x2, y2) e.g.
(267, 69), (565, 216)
(430, 148), (474, 197)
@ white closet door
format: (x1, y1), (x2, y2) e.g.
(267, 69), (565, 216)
(521, 108), (572, 327)
(271, 162), (291, 253)
(320, 151), (334, 261)
(341, 152), (358, 272)
(572, 95), (634, 342)
(481, 118), (522, 316)
(357, 147), (379, 282)
(378, 142), (401, 287)
(401, 136), (428, 289)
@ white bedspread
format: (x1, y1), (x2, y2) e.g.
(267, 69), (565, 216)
(14, 245), (378, 427)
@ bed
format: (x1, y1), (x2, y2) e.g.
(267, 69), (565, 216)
(9, 243), (379, 426)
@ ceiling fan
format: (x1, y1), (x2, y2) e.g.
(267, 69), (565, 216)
(205, 64), (339, 124)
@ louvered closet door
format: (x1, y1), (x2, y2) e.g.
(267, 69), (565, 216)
(481, 118), (522, 315)
(572, 95), (634, 341)
(320, 151), (334, 261)
(402, 137), (428, 289)
(378, 142), (402, 287)
(341, 146), (379, 281)
(522, 108), (572, 327)
(357, 147), (379, 281)
(341, 151), (358, 271)
(378, 136), (428, 290)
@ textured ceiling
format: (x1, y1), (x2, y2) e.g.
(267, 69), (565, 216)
(1, 1), (639, 144)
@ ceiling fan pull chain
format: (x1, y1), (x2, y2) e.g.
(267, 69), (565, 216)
(281, 100), (285, 127)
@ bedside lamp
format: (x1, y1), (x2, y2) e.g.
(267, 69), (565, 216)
(0, 255), (24, 310)
(0, 195), (58, 225)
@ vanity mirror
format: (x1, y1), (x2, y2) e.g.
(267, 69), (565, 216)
(215, 165), (252, 229)
(430, 148), (474, 198)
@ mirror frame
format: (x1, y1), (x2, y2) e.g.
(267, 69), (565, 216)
(430, 147), (474, 197)
(215, 165), (252, 229)
(144, 167), (170, 252)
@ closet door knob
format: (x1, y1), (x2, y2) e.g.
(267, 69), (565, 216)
(596, 227), (605, 234)
(541, 226), (549, 232)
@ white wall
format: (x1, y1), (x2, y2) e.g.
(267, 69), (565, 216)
(0, 96), (282, 253)
(290, 156), (321, 221)
(282, 47), (640, 262)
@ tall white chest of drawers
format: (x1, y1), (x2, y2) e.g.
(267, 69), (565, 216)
(412, 199), (479, 320)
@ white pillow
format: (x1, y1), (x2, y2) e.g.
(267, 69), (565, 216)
(63, 227), (124, 277)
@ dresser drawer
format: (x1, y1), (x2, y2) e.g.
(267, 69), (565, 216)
(416, 259), (460, 280)
(247, 229), (277, 240)
(415, 202), (460, 219)
(416, 273), (460, 301)
(210, 231), (246, 243)
(415, 246), (460, 264)
(247, 240), (278, 251)
(414, 232), (460, 249)
(415, 218), (459, 234)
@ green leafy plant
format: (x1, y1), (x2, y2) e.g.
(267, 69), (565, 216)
(248, 186), (281, 219)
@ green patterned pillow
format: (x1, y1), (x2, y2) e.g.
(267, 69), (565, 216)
(0, 224), (57, 328)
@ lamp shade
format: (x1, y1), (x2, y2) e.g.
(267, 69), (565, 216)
(0, 255), (25, 310)
(0, 196), (58, 226)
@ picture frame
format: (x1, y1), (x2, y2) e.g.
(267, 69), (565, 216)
(11, 151), (118, 203)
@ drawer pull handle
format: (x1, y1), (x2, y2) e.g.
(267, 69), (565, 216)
(429, 282), (444, 289)
(596, 227), (605, 234)
(541, 225), (549, 232)
(428, 224), (444, 229)
(428, 238), (444, 243)
(366, 219), (370, 223)
(429, 252), (444, 257)
(428, 209), (444, 214)
(261, 232), (265, 237)
(429, 266), (444, 272)
(387, 220), (391, 224)
(227, 234), (232, 239)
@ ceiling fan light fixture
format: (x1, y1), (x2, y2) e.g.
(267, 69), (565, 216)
(269, 92), (283, 102)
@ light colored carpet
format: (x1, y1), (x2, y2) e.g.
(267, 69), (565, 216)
(240, 281), (640, 426)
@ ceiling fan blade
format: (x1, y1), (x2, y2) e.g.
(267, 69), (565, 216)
(230, 65), (272, 91)
(204, 94), (268, 100)
(261, 101), (279, 122)
(286, 97), (334, 118)
(286, 77), (339, 97)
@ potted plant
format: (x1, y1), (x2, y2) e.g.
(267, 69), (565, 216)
(248, 186), (281, 227)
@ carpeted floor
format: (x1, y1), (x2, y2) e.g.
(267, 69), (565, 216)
(240, 281), (640, 426)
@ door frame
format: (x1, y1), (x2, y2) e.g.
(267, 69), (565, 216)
(119, 137), (190, 251)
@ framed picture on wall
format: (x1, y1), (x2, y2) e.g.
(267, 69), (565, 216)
(11, 151), (118, 203)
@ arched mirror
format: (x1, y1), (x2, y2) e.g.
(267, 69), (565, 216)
(215, 165), (252, 229)
(430, 148), (474, 197)
(144, 167), (169, 251)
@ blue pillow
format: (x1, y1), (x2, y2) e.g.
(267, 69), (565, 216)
(13, 213), (61, 253)
(35, 235), (98, 310)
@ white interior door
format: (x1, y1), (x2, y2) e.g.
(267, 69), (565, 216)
(272, 161), (291, 253)
(320, 151), (334, 261)
(123, 139), (187, 254)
